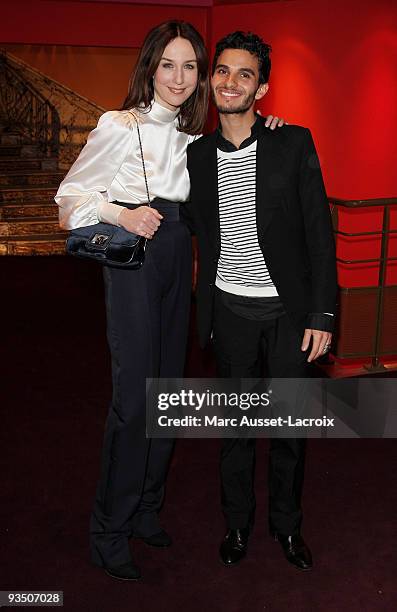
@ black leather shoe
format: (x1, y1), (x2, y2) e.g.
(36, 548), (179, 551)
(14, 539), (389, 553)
(273, 533), (313, 570)
(140, 530), (172, 548)
(220, 528), (249, 566)
(104, 562), (141, 581)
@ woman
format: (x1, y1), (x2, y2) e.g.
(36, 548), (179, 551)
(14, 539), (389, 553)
(55, 20), (282, 581)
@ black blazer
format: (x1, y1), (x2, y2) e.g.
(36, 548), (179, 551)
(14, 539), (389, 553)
(183, 117), (337, 348)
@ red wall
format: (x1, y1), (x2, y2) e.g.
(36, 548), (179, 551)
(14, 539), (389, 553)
(2, 0), (396, 199)
(212, 0), (397, 199)
(1, 0), (209, 48)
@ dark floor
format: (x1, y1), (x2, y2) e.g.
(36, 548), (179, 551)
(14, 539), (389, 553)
(1, 257), (396, 612)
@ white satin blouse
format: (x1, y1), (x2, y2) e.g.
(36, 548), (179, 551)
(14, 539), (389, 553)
(55, 101), (198, 229)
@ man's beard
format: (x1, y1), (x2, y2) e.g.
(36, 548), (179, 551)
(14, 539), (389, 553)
(212, 89), (256, 114)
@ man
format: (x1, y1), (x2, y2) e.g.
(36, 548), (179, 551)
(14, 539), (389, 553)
(183, 31), (337, 570)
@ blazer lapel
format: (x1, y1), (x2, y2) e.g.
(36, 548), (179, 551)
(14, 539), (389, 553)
(256, 121), (286, 240)
(200, 132), (221, 252)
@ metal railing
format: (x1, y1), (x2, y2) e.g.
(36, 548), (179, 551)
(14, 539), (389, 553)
(0, 51), (60, 156)
(330, 197), (397, 370)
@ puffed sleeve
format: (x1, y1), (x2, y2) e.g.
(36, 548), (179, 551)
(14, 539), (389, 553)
(55, 111), (135, 229)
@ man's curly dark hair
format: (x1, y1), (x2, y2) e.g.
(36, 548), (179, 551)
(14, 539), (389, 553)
(212, 31), (271, 84)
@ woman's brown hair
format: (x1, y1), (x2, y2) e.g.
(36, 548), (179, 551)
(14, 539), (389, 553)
(121, 20), (209, 135)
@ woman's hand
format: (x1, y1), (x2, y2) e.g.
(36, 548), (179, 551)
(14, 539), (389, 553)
(118, 206), (163, 239)
(264, 114), (286, 129)
(257, 110), (287, 129)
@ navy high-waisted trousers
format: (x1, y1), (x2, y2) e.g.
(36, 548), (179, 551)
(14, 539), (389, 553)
(90, 200), (191, 568)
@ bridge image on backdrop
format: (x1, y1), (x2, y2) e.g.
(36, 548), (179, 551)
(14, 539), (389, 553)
(1, 50), (396, 377)
(0, 50), (103, 255)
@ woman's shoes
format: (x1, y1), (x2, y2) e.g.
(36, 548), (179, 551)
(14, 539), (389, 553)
(98, 530), (172, 580)
(140, 529), (172, 548)
(104, 561), (141, 581)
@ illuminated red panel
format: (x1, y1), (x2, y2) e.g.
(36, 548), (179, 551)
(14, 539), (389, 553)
(385, 206), (397, 285)
(335, 207), (383, 287)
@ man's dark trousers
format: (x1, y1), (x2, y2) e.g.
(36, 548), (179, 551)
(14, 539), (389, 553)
(213, 289), (307, 537)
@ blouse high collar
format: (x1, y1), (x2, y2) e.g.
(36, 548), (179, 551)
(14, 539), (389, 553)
(149, 99), (180, 123)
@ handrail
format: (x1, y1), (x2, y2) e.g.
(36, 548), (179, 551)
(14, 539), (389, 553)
(335, 229), (397, 237)
(0, 47), (105, 114)
(329, 197), (397, 208)
(0, 52), (60, 156)
(0, 51), (49, 106)
(330, 197), (397, 369)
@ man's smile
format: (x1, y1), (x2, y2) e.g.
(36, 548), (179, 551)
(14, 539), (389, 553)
(217, 88), (243, 99)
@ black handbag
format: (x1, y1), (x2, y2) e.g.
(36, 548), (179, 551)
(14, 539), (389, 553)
(65, 113), (150, 269)
(66, 222), (146, 269)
